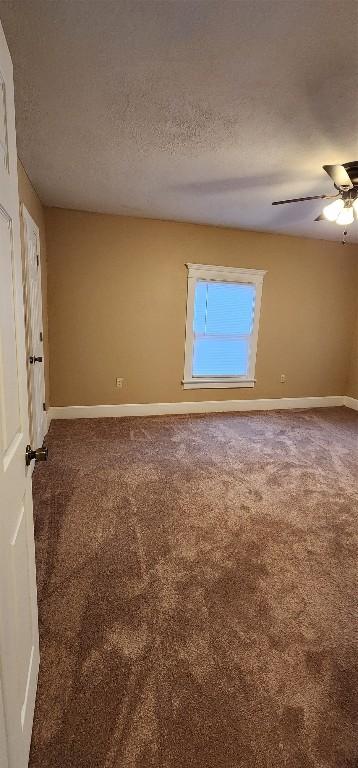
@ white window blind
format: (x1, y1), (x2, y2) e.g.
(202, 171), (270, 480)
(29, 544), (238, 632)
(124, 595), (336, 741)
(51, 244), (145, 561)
(193, 281), (256, 377)
(183, 264), (266, 389)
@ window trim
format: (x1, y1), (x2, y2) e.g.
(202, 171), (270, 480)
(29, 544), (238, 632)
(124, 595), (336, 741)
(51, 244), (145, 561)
(182, 263), (266, 390)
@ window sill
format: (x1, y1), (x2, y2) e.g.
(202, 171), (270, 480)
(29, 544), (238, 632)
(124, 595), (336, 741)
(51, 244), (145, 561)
(182, 379), (256, 390)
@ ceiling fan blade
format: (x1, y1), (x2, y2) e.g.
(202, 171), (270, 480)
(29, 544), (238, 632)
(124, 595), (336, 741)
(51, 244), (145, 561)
(272, 194), (330, 205)
(322, 164), (353, 189)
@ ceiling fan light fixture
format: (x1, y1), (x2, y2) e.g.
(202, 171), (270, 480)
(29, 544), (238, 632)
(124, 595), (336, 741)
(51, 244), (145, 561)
(353, 198), (358, 218)
(322, 198), (345, 221)
(336, 204), (354, 226)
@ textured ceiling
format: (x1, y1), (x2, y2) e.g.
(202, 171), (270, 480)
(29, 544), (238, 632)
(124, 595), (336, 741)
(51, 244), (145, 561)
(1, 0), (358, 241)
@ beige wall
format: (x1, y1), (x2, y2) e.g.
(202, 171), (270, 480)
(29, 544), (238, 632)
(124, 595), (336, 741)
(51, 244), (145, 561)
(17, 159), (50, 404)
(347, 308), (358, 398)
(45, 207), (358, 407)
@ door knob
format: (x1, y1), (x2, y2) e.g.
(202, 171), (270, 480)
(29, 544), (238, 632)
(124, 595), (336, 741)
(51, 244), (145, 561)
(29, 356), (43, 364)
(25, 444), (48, 466)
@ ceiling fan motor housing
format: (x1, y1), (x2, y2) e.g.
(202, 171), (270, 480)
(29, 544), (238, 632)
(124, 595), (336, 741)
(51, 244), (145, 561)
(342, 161), (358, 190)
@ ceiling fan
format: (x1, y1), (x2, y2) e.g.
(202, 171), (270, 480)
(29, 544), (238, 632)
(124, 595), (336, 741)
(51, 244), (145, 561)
(272, 161), (358, 243)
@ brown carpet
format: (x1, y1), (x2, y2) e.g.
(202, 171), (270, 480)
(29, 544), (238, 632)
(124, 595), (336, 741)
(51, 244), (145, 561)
(30, 408), (358, 768)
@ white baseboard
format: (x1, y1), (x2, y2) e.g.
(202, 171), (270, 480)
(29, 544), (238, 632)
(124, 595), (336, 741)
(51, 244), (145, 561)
(48, 396), (345, 421)
(343, 396), (358, 411)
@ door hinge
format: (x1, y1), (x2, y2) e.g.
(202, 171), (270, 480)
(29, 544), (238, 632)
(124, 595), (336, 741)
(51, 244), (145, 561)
(43, 402), (46, 412)
(40, 331), (43, 342)
(36, 254), (39, 268)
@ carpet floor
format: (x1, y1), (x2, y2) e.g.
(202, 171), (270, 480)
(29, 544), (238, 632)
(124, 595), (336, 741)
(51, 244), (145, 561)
(30, 408), (358, 768)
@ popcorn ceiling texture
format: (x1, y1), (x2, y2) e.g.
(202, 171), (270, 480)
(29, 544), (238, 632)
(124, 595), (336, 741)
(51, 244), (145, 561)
(1, 0), (358, 241)
(30, 408), (358, 767)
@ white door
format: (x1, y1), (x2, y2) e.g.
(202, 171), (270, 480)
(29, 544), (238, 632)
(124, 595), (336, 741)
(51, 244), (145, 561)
(0, 21), (40, 768)
(21, 206), (46, 449)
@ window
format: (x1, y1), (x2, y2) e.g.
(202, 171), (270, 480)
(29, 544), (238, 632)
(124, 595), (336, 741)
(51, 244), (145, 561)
(183, 263), (266, 389)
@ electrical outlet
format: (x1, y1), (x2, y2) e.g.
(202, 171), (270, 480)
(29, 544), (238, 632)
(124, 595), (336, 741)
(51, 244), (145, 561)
(280, 374), (286, 384)
(116, 377), (124, 389)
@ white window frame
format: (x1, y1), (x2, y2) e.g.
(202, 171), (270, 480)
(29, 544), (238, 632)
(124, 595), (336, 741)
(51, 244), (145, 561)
(183, 263), (266, 389)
